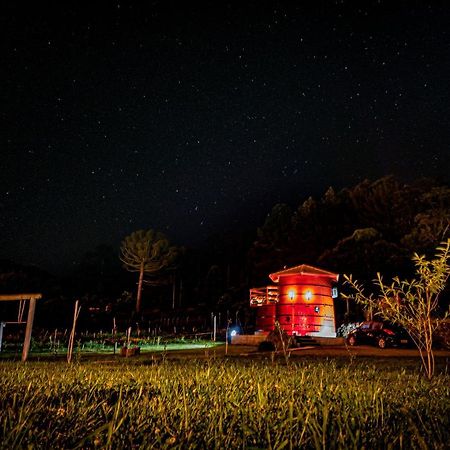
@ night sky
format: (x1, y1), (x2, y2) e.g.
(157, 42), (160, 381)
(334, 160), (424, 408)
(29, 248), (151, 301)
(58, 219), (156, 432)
(1, 1), (449, 272)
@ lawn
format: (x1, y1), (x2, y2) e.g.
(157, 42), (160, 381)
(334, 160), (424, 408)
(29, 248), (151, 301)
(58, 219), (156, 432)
(0, 355), (449, 449)
(0, 335), (221, 359)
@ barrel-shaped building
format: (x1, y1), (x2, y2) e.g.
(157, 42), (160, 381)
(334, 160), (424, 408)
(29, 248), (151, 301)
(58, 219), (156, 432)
(250, 264), (338, 337)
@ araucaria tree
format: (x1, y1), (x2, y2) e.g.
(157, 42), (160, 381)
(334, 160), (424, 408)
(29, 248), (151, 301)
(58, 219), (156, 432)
(120, 229), (178, 313)
(344, 239), (450, 380)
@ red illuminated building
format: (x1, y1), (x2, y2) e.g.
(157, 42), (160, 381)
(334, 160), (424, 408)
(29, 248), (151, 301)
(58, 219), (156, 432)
(250, 264), (339, 337)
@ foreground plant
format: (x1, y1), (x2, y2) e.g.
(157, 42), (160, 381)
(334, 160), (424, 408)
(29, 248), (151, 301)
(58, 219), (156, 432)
(1, 360), (449, 449)
(344, 239), (450, 380)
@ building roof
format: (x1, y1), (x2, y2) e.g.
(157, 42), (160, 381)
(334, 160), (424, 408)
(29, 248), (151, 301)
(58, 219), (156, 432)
(269, 264), (338, 283)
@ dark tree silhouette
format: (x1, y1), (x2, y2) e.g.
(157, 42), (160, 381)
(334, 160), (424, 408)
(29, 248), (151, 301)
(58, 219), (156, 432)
(120, 230), (178, 313)
(249, 176), (450, 283)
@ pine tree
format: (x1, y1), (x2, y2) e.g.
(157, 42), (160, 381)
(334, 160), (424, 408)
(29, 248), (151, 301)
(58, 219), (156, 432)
(120, 230), (178, 313)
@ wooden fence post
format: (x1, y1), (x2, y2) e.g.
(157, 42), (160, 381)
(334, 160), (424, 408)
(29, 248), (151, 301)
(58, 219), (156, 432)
(67, 300), (81, 363)
(22, 297), (36, 362)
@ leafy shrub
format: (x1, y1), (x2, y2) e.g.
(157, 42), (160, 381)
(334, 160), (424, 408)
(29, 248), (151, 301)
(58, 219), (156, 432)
(258, 340), (275, 352)
(336, 322), (359, 338)
(434, 319), (450, 349)
(265, 325), (293, 350)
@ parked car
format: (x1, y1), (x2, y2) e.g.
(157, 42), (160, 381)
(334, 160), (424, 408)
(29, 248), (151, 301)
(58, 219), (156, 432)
(346, 320), (411, 349)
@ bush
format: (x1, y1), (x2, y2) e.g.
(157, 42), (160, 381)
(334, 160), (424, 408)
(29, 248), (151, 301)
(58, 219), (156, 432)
(434, 319), (450, 349)
(336, 322), (359, 338)
(265, 326), (293, 351)
(258, 340), (275, 352)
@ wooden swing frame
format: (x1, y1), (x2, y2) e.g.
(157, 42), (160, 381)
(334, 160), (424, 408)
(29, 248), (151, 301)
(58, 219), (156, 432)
(0, 293), (42, 361)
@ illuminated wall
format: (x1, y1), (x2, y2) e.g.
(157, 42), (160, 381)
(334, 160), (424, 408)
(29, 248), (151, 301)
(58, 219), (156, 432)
(251, 265), (338, 338)
(255, 303), (276, 332)
(275, 274), (336, 337)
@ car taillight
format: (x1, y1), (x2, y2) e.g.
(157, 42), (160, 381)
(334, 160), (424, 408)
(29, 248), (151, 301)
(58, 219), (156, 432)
(384, 329), (395, 335)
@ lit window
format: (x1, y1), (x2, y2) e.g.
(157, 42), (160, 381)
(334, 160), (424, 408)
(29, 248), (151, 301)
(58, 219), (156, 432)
(304, 290), (312, 300)
(288, 290), (295, 300)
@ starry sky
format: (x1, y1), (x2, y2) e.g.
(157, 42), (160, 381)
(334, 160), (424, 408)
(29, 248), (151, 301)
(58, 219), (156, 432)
(1, 1), (449, 272)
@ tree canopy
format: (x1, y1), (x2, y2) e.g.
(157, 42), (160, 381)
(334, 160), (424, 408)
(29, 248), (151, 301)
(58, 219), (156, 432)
(120, 229), (178, 312)
(250, 176), (450, 284)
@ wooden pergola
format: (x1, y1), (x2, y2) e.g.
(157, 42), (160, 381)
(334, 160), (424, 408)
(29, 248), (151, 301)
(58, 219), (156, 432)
(0, 293), (42, 361)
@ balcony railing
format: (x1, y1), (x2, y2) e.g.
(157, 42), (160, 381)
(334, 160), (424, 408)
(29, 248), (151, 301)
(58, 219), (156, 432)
(250, 286), (279, 306)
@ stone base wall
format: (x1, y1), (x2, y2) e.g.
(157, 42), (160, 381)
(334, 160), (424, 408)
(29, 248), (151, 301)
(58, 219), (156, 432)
(231, 334), (345, 346)
(231, 335), (267, 345)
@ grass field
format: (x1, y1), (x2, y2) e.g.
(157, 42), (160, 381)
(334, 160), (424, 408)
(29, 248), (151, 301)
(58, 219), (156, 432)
(0, 355), (449, 449)
(0, 335), (221, 361)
